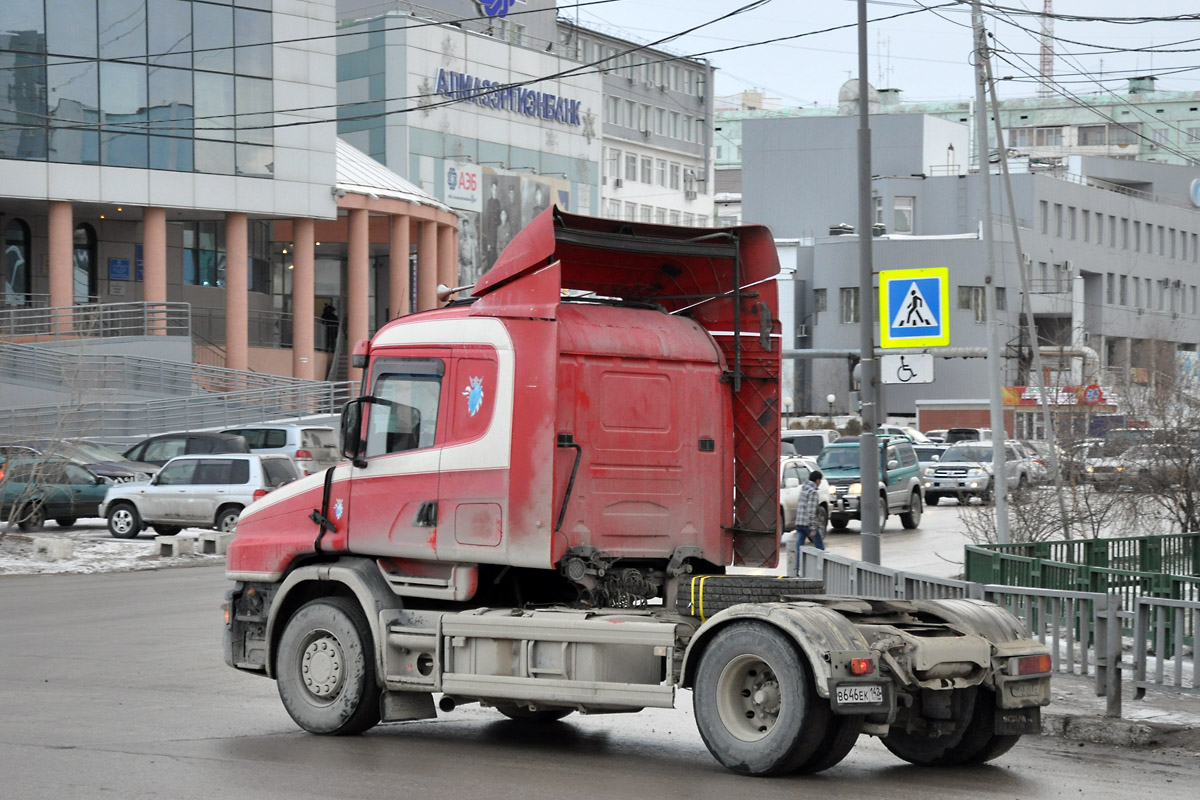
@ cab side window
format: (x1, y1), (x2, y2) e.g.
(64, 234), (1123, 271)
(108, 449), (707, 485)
(144, 438), (187, 463)
(156, 459), (198, 485)
(898, 443), (917, 467)
(366, 365), (443, 457)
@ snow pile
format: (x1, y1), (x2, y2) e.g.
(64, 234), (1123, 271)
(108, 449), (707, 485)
(0, 520), (223, 576)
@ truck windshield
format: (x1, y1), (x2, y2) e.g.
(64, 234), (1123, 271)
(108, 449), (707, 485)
(817, 448), (859, 470)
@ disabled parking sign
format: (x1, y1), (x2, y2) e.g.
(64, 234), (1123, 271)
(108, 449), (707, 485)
(879, 268), (950, 348)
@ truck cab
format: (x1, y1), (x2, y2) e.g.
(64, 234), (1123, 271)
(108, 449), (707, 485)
(816, 436), (924, 530)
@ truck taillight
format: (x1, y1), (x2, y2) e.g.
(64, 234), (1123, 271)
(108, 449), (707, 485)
(295, 449), (313, 460)
(253, 489), (267, 501)
(1011, 653), (1053, 675)
(222, 602), (230, 625)
(850, 657), (875, 675)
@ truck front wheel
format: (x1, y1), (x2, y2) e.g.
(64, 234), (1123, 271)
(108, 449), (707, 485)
(693, 621), (830, 776)
(276, 597), (382, 736)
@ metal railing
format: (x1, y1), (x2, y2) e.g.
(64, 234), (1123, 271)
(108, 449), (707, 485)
(0, 381), (357, 440)
(0, 341), (320, 396)
(191, 307), (329, 352)
(0, 301), (191, 341)
(798, 548), (1199, 714)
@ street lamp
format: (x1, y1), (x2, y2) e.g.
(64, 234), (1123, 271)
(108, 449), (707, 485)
(782, 395), (793, 428)
(826, 393), (836, 427)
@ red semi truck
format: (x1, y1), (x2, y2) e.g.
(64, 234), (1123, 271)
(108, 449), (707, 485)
(223, 210), (1051, 776)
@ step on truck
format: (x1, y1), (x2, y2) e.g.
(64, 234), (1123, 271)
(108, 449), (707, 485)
(223, 209), (1052, 776)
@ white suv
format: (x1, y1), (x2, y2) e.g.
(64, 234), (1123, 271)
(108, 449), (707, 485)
(101, 454), (298, 538)
(221, 424), (340, 476)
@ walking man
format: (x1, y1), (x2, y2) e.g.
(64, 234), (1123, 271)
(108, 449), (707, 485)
(795, 469), (825, 554)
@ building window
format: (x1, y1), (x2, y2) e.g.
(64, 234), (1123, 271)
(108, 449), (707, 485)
(182, 221), (223, 287)
(640, 156), (652, 184)
(682, 213), (694, 226)
(3, 219), (31, 307)
(1054, 204), (1063, 237)
(1078, 125), (1106, 145)
(669, 210), (681, 225)
(894, 196), (914, 234)
(1152, 128), (1170, 145)
(1121, 218), (1129, 249)
(654, 207), (666, 224)
(655, 159), (666, 186)
(1188, 127), (1200, 143)
(1068, 207), (1076, 240)
(1082, 209), (1089, 242)
(1120, 274), (1128, 305)
(839, 287), (859, 324)
(625, 153), (637, 181)
(607, 149), (620, 180)
(669, 162), (681, 190)
(1035, 127), (1063, 146)
(624, 202), (637, 222)
(656, 107), (665, 135)
(1110, 124), (1140, 145)
(1109, 215), (1116, 247)
(813, 288), (827, 312)
(624, 99), (635, 128)
(958, 285), (987, 323)
(605, 96), (619, 124)
(1106, 273), (1115, 304)
(73, 223), (96, 304)
(1039, 200), (1048, 234)
(607, 199), (621, 219)
(874, 196), (883, 225)
(640, 205), (652, 223)
(670, 111), (680, 139)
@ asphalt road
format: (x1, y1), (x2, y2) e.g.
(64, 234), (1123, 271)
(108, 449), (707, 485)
(2, 565), (1198, 799)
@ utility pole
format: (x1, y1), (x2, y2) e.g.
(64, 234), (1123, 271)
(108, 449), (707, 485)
(972, 1), (1011, 543)
(857, 0), (881, 564)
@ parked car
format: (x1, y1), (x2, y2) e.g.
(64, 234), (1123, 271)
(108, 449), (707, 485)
(922, 440), (1032, 505)
(101, 453), (298, 538)
(816, 436), (924, 531)
(0, 458), (111, 530)
(781, 429), (839, 457)
(878, 425), (932, 444)
(122, 431), (250, 467)
(1085, 443), (1194, 492)
(221, 424), (340, 476)
(923, 429), (948, 443)
(943, 427), (993, 445)
(779, 456), (831, 535)
(913, 444), (948, 473)
(17, 439), (157, 484)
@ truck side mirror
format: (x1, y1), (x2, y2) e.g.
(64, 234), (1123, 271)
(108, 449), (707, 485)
(340, 398), (368, 467)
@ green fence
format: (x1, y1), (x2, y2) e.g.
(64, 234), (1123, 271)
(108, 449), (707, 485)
(965, 533), (1200, 650)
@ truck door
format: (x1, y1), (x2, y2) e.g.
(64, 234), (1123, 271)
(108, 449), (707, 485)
(347, 355), (448, 558)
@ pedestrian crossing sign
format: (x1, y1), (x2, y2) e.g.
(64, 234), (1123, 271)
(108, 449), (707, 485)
(879, 268), (950, 348)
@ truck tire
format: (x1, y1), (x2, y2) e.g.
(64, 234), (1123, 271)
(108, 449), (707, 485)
(792, 713), (863, 774)
(881, 687), (1016, 766)
(676, 576), (825, 619)
(926, 495), (940, 507)
(693, 621), (829, 776)
(496, 704), (573, 723)
(830, 518), (849, 531)
(899, 491), (922, 529)
(276, 597), (382, 736)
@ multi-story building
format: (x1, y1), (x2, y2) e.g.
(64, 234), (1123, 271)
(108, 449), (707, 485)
(556, 19), (714, 228)
(0, 0), (457, 382)
(742, 113), (1200, 436)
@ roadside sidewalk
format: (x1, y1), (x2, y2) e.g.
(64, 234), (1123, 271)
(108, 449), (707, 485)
(1044, 673), (1200, 749)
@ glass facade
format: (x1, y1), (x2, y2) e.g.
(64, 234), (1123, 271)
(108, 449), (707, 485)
(0, 1), (273, 176)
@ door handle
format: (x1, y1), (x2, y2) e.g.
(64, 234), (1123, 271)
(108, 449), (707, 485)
(414, 501), (438, 527)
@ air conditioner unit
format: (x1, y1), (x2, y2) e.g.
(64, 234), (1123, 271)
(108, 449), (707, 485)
(795, 324), (809, 339)
(685, 189), (697, 200)
(613, 178), (623, 188)
(642, 129), (652, 140)
(1063, 259), (1073, 275)
(1022, 253), (1032, 267)
(1173, 279), (1182, 289)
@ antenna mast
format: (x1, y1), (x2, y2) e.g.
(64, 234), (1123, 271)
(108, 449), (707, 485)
(1039, 0), (1054, 97)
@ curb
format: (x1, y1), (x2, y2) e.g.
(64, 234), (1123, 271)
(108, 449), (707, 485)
(1042, 712), (1199, 749)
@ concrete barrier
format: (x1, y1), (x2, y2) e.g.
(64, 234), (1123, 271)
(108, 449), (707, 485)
(198, 532), (234, 555)
(156, 535), (194, 557)
(33, 538), (74, 561)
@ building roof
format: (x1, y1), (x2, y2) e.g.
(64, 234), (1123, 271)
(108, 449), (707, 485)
(336, 139), (450, 213)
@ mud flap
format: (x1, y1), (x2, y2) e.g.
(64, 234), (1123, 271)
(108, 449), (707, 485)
(995, 705), (1040, 735)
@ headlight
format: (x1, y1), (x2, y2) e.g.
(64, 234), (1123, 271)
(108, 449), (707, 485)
(1085, 465), (1095, 474)
(848, 482), (862, 495)
(967, 468), (986, 478)
(922, 466), (934, 477)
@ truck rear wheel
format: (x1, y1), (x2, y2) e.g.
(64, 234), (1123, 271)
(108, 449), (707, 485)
(881, 687), (1017, 766)
(792, 713), (863, 774)
(276, 597), (382, 736)
(693, 621), (829, 776)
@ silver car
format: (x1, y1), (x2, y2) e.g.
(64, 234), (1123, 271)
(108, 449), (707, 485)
(779, 456), (832, 534)
(101, 454), (298, 538)
(221, 424), (340, 477)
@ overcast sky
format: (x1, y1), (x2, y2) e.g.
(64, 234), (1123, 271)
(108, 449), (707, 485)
(568, 0), (1200, 108)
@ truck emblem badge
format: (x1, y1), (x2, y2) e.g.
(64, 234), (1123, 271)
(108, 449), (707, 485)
(334, 498), (344, 521)
(463, 376), (485, 416)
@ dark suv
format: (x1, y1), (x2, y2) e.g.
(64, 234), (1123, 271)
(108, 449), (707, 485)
(816, 436), (924, 531)
(122, 432), (250, 467)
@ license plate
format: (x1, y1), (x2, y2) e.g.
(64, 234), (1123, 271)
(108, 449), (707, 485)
(835, 684), (883, 705)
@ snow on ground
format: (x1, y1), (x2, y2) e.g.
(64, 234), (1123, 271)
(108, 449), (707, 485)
(0, 518), (223, 576)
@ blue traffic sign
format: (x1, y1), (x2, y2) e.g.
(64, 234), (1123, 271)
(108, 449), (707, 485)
(879, 268), (949, 348)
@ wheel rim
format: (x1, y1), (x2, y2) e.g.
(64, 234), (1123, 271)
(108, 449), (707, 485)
(219, 513), (238, 532)
(299, 630), (346, 702)
(111, 508), (134, 535)
(909, 494), (922, 523)
(715, 654), (781, 742)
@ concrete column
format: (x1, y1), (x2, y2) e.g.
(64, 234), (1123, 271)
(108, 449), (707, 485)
(225, 212), (249, 372)
(292, 218), (316, 381)
(48, 201), (73, 330)
(142, 206), (167, 334)
(389, 214), (410, 319)
(417, 220), (437, 311)
(437, 222), (457, 303)
(347, 208), (370, 383)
